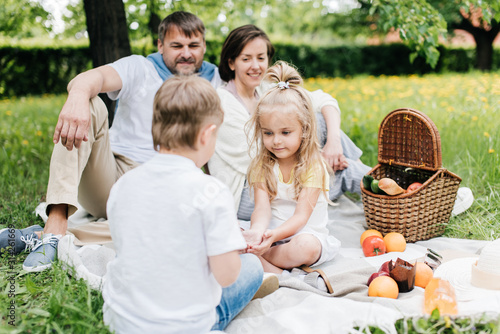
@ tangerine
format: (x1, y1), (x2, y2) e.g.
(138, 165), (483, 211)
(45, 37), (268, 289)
(360, 229), (383, 246)
(415, 262), (434, 288)
(383, 232), (406, 252)
(368, 276), (399, 299)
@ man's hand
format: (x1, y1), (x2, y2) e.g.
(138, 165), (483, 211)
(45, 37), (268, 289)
(322, 139), (348, 171)
(53, 92), (91, 151)
(52, 65), (122, 151)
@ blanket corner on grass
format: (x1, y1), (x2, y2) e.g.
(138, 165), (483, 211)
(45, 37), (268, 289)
(36, 196), (499, 333)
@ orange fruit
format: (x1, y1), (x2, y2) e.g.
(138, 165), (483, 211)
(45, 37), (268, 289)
(360, 229), (383, 246)
(368, 276), (399, 299)
(383, 232), (406, 252)
(415, 262), (434, 288)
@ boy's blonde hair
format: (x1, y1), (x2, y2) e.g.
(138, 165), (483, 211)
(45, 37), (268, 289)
(247, 61), (330, 201)
(152, 75), (223, 151)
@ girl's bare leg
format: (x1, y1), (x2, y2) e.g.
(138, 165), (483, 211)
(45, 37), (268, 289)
(263, 234), (322, 270)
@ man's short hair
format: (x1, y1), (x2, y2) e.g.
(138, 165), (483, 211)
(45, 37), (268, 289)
(158, 11), (205, 42)
(152, 75), (223, 151)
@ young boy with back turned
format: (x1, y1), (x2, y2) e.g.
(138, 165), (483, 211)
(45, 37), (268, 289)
(102, 75), (263, 333)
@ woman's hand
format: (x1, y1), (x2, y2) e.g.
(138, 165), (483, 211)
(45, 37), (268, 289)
(322, 138), (349, 171)
(247, 229), (274, 256)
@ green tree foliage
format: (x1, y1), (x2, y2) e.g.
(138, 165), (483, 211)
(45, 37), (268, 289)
(366, 0), (500, 69)
(3, 0), (499, 70)
(0, 0), (52, 38)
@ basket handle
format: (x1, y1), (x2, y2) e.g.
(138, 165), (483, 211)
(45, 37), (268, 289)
(378, 108), (442, 170)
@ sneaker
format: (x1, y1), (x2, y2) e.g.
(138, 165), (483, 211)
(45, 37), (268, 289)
(452, 187), (474, 216)
(0, 225), (43, 255)
(252, 273), (279, 300)
(23, 233), (61, 272)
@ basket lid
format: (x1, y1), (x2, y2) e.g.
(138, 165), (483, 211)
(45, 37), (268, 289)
(378, 108), (442, 170)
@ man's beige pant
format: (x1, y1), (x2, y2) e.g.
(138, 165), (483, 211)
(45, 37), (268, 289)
(46, 96), (139, 244)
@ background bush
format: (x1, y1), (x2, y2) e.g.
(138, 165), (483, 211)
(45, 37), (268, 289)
(0, 46), (91, 97)
(1, 41), (498, 98)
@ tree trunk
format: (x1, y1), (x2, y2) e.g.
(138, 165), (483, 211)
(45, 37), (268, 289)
(455, 18), (499, 71)
(83, 0), (131, 126)
(472, 32), (494, 71)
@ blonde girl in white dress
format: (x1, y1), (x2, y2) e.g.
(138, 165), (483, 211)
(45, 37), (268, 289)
(243, 61), (341, 292)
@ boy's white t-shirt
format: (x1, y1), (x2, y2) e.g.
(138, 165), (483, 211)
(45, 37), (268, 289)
(107, 55), (222, 164)
(102, 154), (246, 334)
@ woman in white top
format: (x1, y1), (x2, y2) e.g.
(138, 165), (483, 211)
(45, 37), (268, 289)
(208, 25), (370, 220)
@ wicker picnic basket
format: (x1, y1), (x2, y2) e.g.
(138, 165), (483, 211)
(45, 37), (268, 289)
(361, 108), (461, 242)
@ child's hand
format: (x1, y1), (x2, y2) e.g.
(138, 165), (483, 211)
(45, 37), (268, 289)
(242, 229), (264, 249)
(247, 229), (274, 256)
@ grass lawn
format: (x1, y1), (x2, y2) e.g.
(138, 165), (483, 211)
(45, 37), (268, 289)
(1, 71), (499, 333)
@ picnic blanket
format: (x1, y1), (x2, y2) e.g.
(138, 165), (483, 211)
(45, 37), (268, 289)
(35, 197), (500, 333)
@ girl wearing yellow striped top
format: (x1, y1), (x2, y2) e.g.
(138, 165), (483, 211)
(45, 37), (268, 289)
(243, 61), (340, 292)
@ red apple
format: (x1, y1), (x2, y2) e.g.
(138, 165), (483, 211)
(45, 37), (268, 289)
(367, 271), (390, 286)
(407, 182), (423, 192)
(378, 260), (393, 274)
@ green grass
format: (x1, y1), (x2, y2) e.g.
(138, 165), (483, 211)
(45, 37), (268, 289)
(1, 71), (499, 332)
(306, 72), (500, 240)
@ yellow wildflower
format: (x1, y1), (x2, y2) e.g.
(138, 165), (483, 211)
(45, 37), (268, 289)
(472, 116), (478, 121)
(484, 132), (490, 138)
(22, 140), (29, 145)
(465, 96), (474, 102)
(352, 117), (359, 123)
(489, 149), (495, 154)
(6, 110), (12, 116)
(36, 130), (43, 136)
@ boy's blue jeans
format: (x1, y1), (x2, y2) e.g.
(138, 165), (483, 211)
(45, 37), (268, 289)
(211, 253), (263, 331)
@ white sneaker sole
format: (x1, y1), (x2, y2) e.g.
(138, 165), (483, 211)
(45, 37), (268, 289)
(23, 262), (53, 272)
(452, 187), (474, 216)
(252, 273), (279, 299)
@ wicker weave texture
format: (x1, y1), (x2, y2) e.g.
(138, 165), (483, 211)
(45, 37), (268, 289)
(362, 108), (461, 242)
(361, 164), (461, 242)
(378, 109), (442, 171)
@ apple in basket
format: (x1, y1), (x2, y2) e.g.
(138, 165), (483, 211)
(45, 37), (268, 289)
(407, 182), (423, 192)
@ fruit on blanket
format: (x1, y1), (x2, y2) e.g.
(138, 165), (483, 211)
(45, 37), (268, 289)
(407, 182), (423, 192)
(362, 236), (386, 257)
(362, 174), (374, 190)
(360, 229), (383, 246)
(378, 178), (405, 195)
(379, 260), (393, 274)
(424, 278), (457, 315)
(367, 271), (390, 286)
(368, 276), (399, 299)
(415, 262), (434, 288)
(383, 232), (406, 252)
